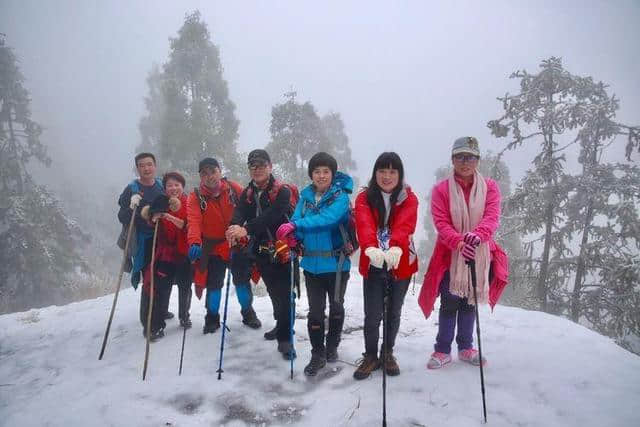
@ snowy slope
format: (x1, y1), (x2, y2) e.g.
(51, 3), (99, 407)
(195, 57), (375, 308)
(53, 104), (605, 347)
(1, 272), (639, 427)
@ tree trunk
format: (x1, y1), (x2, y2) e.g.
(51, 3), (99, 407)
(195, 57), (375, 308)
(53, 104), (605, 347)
(537, 200), (554, 312)
(571, 128), (601, 322)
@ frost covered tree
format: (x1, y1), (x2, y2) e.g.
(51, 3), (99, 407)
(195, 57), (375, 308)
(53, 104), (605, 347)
(558, 87), (640, 347)
(488, 57), (592, 312)
(267, 91), (356, 188)
(489, 57), (640, 347)
(137, 11), (242, 179)
(0, 38), (86, 313)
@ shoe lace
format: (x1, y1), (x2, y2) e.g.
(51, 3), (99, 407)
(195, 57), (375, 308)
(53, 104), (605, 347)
(459, 349), (478, 359)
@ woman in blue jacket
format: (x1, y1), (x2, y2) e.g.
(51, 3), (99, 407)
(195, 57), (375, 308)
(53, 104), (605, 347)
(277, 152), (353, 377)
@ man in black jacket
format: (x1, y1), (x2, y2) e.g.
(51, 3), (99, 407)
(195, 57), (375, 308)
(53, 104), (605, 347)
(226, 149), (296, 360)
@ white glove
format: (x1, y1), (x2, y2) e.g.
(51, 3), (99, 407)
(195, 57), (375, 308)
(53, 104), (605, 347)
(364, 247), (385, 269)
(129, 194), (142, 209)
(384, 246), (403, 270)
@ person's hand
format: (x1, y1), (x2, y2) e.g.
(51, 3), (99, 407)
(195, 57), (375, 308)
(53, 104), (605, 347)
(461, 242), (476, 261)
(463, 232), (481, 247)
(188, 244), (202, 262)
(364, 247), (385, 269)
(276, 222), (296, 241)
(226, 225), (247, 241)
(130, 194), (142, 209)
(151, 212), (164, 223)
(384, 246), (403, 270)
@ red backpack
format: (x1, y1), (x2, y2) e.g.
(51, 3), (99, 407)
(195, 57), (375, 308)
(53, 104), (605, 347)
(247, 179), (299, 216)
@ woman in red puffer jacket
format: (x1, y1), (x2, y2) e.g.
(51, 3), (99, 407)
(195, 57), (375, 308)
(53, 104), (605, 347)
(353, 152), (418, 380)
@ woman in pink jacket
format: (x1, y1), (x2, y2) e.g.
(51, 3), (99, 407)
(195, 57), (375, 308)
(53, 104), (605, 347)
(418, 137), (508, 369)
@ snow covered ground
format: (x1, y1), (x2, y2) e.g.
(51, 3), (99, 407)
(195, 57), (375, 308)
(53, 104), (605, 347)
(1, 271), (639, 427)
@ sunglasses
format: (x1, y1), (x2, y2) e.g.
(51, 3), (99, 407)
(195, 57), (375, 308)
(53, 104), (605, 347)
(453, 153), (479, 163)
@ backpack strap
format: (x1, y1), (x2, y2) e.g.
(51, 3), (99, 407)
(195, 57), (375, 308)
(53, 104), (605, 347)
(221, 177), (240, 207)
(194, 187), (207, 213)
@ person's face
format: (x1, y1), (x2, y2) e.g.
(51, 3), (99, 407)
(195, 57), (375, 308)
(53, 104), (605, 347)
(136, 156), (156, 181)
(312, 166), (332, 193)
(375, 167), (400, 194)
(452, 153), (479, 178)
(165, 178), (183, 198)
(200, 166), (222, 189)
(249, 161), (272, 185)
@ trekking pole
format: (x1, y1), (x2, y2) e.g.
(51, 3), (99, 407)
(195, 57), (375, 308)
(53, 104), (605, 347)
(467, 259), (487, 423)
(217, 258), (233, 380)
(142, 220), (160, 381)
(178, 321), (187, 375)
(99, 205), (138, 360)
(381, 264), (391, 427)
(289, 250), (296, 380)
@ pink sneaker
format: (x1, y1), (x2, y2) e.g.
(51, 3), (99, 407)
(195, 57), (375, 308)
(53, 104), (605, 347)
(458, 349), (487, 366)
(427, 352), (452, 369)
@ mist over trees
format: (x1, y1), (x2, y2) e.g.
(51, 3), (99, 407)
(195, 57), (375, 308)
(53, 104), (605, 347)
(267, 91), (357, 189)
(0, 37), (88, 313)
(137, 11), (242, 180)
(488, 57), (640, 351)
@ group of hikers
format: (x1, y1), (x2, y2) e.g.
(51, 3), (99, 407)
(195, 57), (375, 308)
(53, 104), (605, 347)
(116, 136), (509, 379)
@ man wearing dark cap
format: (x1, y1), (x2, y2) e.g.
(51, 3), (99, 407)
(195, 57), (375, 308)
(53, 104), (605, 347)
(186, 157), (262, 334)
(226, 149), (298, 360)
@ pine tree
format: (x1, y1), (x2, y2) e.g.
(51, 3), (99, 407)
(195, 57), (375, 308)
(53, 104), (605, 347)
(267, 91), (356, 188)
(0, 37), (86, 313)
(137, 11), (241, 179)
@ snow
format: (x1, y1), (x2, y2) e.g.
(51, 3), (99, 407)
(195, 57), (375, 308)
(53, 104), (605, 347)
(1, 272), (639, 427)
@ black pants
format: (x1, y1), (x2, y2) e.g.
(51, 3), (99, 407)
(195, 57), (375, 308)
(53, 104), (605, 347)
(171, 256), (192, 321)
(139, 273), (172, 333)
(305, 270), (349, 356)
(250, 254), (294, 343)
(362, 267), (410, 356)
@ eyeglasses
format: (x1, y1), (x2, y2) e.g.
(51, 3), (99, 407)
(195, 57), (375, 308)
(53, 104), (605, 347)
(452, 154), (479, 163)
(249, 163), (268, 172)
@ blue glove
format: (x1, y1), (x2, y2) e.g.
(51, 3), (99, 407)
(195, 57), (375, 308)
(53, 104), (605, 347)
(188, 244), (202, 262)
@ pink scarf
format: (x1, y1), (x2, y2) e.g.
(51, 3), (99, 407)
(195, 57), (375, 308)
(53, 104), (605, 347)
(447, 171), (491, 304)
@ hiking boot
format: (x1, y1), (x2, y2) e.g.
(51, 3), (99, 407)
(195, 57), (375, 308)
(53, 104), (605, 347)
(458, 348), (486, 366)
(304, 355), (327, 377)
(164, 311), (175, 320)
(427, 351), (452, 369)
(150, 329), (165, 342)
(241, 308), (262, 329)
(380, 351), (400, 376)
(277, 341), (297, 361)
(353, 353), (380, 380)
(326, 347), (339, 363)
(264, 325), (278, 341)
(203, 314), (220, 334)
(180, 316), (192, 329)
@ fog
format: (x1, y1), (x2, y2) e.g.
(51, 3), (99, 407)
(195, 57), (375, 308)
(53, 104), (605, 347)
(2, 0), (638, 196)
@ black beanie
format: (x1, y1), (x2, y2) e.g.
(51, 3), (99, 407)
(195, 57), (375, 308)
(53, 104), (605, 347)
(308, 152), (337, 179)
(198, 157), (220, 172)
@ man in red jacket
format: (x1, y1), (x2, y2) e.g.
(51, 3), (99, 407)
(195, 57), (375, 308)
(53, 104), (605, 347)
(187, 158), (261, 334)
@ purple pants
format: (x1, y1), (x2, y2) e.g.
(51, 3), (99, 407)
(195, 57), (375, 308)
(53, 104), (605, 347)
(434, 271), (475, 354)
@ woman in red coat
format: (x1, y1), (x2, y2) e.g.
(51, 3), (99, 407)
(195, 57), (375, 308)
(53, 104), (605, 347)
(353, 152), (418, 380)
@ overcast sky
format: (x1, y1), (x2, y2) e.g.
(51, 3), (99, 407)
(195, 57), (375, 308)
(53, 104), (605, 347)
(1, 0), (639, 201)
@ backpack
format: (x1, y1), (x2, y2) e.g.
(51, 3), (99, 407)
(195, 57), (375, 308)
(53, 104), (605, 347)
(301, 189), (359, 257)
(247, 179), (299, 216)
